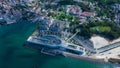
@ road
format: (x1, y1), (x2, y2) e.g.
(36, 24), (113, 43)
(74, 36), (120, 53)
(98, 42), (120, 53)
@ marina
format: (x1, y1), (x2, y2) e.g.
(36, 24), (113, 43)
(0, 22), (114, 68)
(24, 18), (120, 65)
(1, 0), (120, 68)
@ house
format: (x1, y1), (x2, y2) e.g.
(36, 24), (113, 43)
(112, 4), (120, 25)
(81, 12), (96, 18)
(66, 5), (82, 16)
(112, 4), (120, 11)
(0, 0), (4, 2)
(0, 17), (7, 25)
(49, 23), (59, 32)
(114, 13), (120, 25)
(79, 18), (86, 24)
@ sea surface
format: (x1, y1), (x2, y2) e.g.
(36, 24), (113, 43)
(0, 21), (116, 68)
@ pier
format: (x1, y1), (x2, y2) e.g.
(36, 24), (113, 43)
(62, 52), (105, 63)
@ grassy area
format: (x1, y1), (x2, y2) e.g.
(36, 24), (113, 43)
(50, 12), (75, 22)
(90, 26), (111, 33)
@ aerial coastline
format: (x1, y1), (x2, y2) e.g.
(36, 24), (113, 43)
(24, 18), (120, 64)
(0, 0), (120, 66)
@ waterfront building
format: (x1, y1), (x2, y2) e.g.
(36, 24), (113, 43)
(24, 18), (85, 56)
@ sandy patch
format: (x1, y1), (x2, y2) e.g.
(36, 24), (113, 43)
(90, 36), (109, 49)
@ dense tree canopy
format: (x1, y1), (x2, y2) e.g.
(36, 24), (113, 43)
(71, 20), (120, 40)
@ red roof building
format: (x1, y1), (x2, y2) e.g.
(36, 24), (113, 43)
(81, 12), (96, 17)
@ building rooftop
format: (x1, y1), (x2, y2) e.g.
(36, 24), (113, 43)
(39, 25), (48, 30)
(81, 12), (96, 17)
(66, 5), (82, 15)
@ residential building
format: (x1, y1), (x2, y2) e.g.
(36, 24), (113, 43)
(66, 5), (82, 16)
(81, 11), (96, 18)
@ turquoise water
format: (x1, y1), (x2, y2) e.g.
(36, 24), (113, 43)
(0, 21), (115, 68)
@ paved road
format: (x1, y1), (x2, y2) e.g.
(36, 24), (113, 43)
(74, 36), (120, 53)
(98, 42), (120, 53)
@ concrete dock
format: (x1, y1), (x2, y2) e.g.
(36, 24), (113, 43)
(62, 52), (106, 63)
